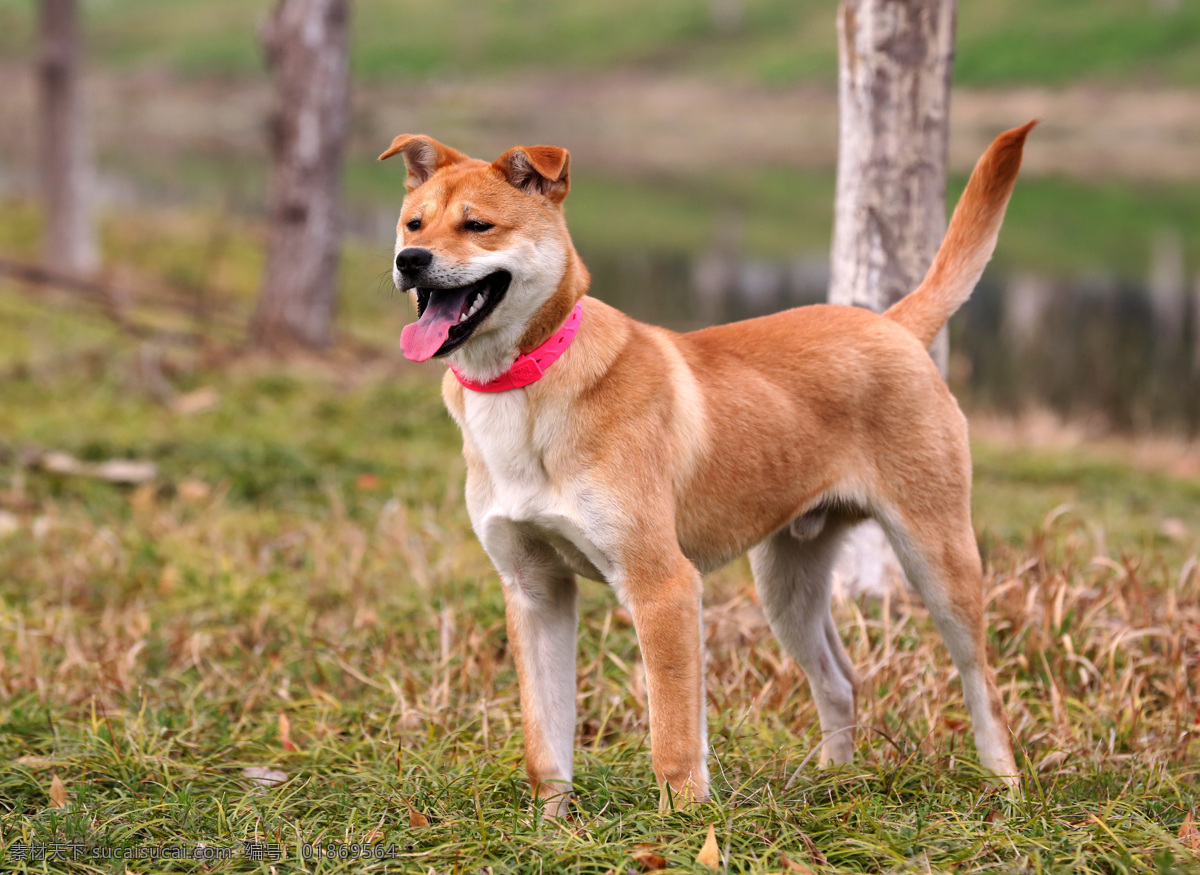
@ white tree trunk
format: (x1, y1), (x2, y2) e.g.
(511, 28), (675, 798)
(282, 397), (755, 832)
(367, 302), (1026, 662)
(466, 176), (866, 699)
(828, 0), (956, 597)
(1148, 229), (1186, 349)
(38, 0), (99, 276)
(709, 0), (744, 33)
(252, 0), (350, 350)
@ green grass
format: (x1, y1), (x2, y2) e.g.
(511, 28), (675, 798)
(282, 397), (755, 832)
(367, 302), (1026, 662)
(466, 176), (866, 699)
(1, 0), (1199, 87)
(2, 203), (1200, 871)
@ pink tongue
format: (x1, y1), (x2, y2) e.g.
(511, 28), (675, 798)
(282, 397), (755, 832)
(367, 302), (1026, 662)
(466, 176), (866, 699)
(401, 308), (459, 362)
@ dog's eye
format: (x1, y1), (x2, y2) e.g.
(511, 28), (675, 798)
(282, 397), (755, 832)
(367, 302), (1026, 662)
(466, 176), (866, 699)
(464, 220), (494, 233)
(405, 219), (421, 232)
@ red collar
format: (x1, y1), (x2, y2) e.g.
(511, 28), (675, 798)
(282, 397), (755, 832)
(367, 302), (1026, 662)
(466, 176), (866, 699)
(451, 302), (582, 392)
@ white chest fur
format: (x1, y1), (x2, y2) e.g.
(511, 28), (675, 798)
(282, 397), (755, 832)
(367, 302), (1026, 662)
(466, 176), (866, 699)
(458, 390), (617, 585)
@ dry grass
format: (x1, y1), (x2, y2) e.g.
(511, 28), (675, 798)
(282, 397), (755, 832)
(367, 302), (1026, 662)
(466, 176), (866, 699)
(1, 347), (1199, 871)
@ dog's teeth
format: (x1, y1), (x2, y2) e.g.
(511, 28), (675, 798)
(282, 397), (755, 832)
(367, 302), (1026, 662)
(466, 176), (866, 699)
(458, 313), (468, 323)
(468, 302), (481, 316)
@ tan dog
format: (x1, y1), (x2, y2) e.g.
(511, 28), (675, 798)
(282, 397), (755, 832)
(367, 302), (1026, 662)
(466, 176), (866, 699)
(381, 123), (1034, 815)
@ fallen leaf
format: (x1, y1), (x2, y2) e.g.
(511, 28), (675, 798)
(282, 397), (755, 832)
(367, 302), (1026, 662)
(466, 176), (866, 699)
(242, 766), (289, 790)
(1035, 750), (1070, 773)
(34, 449), (156, 484)
(15, 756), (55, 767)
(40, 451), (85, 476)
(172, 386), (220, 416)
(1181, 810), (1200, 850)
(1162, 518), (1189, 542)
(279, 711), (298, 752)
(780, 851), (816, 873)
(178, 479), (211, 503)
(363, 828), (384, 843)
(632, 851), (667, 871)
(49, 774), (68, 808)
(407, 801), (430, 828)
(356, 473), (382, 491)
(697, 824), (720, 868)
(92, 460), (157, 484)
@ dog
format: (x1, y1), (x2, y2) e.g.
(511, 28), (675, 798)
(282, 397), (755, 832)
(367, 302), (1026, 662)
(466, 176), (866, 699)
(381, 122), (1033, 815)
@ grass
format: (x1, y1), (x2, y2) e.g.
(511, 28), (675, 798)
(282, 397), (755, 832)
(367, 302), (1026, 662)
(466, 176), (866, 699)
(1, 0), (1199, 88)
(2, 331), (1200, 873)
(1, 203), (1200, 872)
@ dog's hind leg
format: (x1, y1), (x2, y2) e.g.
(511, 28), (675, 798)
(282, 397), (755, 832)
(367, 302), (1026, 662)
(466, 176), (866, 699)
(750, 520), (857, 765)
(876, 501), (1019, 788)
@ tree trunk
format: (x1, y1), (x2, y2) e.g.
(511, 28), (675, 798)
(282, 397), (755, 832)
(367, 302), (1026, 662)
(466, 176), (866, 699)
(828, 0), (956, 597)
(38, 0), (99, 276)
(252, 0), (350, 350)
(1193, 273), (1200, 377)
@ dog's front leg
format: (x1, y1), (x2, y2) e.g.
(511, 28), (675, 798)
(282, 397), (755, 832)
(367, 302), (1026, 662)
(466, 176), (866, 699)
(625, 553), (709, 807)
(501, 558), (578, 819)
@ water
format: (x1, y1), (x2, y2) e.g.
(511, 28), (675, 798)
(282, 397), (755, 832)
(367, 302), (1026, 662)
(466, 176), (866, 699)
(582, 248), (1200, 434)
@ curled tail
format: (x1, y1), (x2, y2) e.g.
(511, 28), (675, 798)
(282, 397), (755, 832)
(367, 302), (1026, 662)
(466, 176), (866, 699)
(886, 120), (1036, 347)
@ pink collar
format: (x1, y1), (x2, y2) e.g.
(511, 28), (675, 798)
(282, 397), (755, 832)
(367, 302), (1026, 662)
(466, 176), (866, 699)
(451, 302), (582, 392)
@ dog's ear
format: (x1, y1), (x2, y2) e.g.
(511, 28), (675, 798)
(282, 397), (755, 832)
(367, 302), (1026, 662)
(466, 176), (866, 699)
(492, 146), (570, 204)
(378, 135), (469, 191)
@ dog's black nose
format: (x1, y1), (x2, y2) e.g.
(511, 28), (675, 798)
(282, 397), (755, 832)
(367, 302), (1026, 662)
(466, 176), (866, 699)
(395, 247), (433, 273)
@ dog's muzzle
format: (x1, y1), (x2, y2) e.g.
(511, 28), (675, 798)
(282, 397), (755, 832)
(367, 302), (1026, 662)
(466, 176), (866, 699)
(399, 270), (512, 362)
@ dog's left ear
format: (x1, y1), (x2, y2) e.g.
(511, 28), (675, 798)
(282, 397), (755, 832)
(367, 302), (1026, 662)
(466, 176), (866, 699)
(492, 146), (570, 204)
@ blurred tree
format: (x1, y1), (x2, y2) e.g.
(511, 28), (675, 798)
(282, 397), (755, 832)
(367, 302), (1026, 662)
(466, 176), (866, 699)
(38, 0), (99, 276)
(827, 0), (955, 595)
(1193, 274), (1200, 377)
(709, 0), (744, 34)
(252, 0), (350, 350)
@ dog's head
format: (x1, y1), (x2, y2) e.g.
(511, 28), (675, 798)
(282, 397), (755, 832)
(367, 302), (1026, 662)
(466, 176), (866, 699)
(381, 135), (589, 381)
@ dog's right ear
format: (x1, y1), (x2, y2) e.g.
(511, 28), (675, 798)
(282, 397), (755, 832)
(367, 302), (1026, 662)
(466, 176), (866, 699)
(378, 135), (469, 191)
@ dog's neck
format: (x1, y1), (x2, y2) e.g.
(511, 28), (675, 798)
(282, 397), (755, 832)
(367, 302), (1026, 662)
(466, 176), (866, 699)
(448, 247), (590, 384)
(518, 250), (589, 352)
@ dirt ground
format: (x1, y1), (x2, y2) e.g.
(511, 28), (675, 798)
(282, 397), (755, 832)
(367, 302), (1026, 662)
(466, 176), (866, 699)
(2, 63), (1200, 188)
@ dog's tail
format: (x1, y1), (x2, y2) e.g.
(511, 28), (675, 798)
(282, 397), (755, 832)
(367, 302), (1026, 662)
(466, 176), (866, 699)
(885, 121), (1035, 348)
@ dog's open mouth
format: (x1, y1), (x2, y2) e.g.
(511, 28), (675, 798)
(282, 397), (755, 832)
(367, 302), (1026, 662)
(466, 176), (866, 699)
(400, 270), (511, 362)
